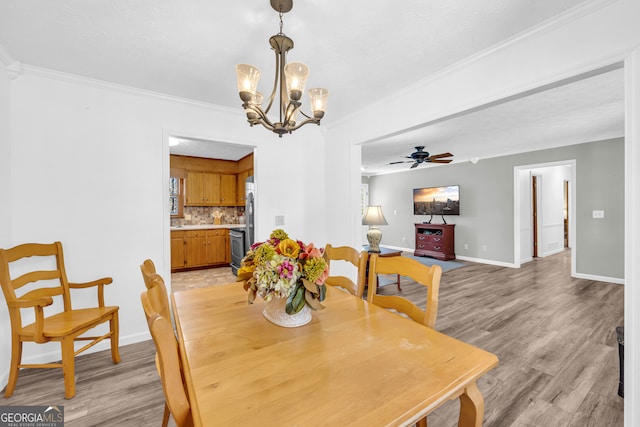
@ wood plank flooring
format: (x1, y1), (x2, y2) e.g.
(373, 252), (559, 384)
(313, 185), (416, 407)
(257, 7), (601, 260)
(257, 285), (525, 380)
(1, 250), (623, 426)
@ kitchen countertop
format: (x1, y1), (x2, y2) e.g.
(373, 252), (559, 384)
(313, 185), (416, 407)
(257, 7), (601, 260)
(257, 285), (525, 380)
(170, 224), (246, 231)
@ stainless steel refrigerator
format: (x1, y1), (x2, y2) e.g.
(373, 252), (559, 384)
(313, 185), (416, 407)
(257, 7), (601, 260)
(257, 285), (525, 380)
(245, 176), (255, 252)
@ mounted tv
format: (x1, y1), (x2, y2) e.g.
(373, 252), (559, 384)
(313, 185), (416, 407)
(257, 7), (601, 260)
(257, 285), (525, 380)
(413, 185), (460, 215)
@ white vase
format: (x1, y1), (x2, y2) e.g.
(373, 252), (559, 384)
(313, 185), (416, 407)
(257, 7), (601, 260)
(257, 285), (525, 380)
(262, 296), (312, 328)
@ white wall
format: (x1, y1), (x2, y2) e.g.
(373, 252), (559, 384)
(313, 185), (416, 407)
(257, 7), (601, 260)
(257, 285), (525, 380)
(0, 65), (11, 243)
(0, 68), (326, 382)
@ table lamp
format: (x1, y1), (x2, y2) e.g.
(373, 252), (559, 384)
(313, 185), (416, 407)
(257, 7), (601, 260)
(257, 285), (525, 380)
(362, 205), (388, 253)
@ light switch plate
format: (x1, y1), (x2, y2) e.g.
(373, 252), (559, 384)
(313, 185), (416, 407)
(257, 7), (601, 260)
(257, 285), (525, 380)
(275, 215), (285, 226)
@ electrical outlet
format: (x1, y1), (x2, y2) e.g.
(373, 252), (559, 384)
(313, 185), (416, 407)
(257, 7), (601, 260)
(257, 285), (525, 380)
(402, 237), (407, 243)
(481, 245), (487, 252)
(592, 210), (605, 219)
(464, 243), (469, 250)
(275, 215), (285, 226)
(185, 214), (191, 221)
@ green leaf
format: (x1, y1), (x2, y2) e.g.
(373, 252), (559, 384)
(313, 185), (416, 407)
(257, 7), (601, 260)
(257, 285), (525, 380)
(292, 286), (305, 313)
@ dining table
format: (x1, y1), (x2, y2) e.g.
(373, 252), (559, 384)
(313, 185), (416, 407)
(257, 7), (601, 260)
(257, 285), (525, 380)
(171, 283), (498, 427)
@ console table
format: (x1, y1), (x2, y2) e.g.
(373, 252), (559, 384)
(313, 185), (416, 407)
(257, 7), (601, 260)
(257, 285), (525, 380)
(414, 223), (455, 260)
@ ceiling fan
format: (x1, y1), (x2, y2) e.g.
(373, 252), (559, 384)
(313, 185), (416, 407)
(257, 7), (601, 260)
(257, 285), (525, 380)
(389, 146), (454, 169)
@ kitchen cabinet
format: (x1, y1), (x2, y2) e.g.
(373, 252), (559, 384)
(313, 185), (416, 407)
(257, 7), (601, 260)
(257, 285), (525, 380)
(185, 172), (221, 206)
(220, 174), (237, 206)
(171, 231), (186, 270)
(172, 228), (230, 271)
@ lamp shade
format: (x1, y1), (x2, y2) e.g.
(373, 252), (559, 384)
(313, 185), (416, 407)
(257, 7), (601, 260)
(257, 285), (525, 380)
(284, 61), (309, 101)
(362, 206), (388, 226)
(236, 64), (261, 102)
(308, 88), (329, 118)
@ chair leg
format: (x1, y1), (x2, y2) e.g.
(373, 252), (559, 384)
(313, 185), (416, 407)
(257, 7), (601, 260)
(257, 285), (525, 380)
(162, 402), (171, 427)
(4, 336), (22, 397)
(61, 337), (76, 399)
(110, 313), (121, 364)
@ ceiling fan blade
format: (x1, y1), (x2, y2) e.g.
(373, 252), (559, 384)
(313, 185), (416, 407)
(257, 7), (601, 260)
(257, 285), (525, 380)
(388, 160), (411, 165)
(429, 159), (453, 164)
(429, 152), (454, 159)
(410, 162), (419, 169)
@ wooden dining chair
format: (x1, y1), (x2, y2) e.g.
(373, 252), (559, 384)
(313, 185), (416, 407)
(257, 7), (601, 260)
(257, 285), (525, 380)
(324, 244), (368, 298)
(0, 241), (120, 399)
(140, 258), (157, 288)
(366, 254), (442, 329)
(141, 288), (193, 427)
(140, 260), (171, 322)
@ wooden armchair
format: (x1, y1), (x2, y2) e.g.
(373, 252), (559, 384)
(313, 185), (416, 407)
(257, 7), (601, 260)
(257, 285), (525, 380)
(141, 288), (193, 427)
(0, 242), (120, 399)
(323, 244), (368, 298)
(366, 254), (442, 329)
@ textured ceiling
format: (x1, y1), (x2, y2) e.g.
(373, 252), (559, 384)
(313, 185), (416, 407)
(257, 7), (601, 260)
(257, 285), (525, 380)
(0, 0), (623, 172)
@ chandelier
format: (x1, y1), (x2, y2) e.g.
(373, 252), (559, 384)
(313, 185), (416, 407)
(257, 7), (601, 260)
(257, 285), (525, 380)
(235, 0), (329, 137)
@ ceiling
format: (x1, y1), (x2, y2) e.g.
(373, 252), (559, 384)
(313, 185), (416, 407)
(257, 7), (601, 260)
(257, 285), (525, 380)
(0, 0), (624, 171)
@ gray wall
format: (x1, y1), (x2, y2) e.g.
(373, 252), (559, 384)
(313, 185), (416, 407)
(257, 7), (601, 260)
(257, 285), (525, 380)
(367, 138), (624, 280)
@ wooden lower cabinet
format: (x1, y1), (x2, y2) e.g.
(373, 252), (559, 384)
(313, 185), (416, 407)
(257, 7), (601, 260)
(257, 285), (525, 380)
(171, 231), (186, 270)
(172, 229), (230, 271)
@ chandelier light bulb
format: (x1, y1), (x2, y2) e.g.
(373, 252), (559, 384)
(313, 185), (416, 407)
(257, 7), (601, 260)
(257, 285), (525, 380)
(236, 64), (261, 102)
(284, 62), (309, 101)
(308, 88), (329, 118)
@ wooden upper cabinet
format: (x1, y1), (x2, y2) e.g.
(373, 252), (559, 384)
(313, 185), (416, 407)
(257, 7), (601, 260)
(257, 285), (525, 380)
(186, 172), (221, 206)
(220, 174), (237, 206)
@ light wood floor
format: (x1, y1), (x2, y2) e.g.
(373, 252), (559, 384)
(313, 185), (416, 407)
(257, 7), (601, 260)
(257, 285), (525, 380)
(1, 250), (623, 426)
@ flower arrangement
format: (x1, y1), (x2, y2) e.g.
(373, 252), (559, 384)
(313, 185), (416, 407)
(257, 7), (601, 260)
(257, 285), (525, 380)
(237, 229), (329, 314)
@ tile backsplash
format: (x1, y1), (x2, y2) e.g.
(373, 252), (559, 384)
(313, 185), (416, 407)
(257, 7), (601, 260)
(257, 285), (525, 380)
(171, 206), (245, 227)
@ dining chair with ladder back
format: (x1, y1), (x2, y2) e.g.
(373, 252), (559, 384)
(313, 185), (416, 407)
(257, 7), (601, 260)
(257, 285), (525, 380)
(366, 254), (442, 329)
(0, 241), (120, 399)
(140, 258), (157, 288)
(140, 263), (174, 426)
(323, 244), (369, 298)
(141, 287), (194, 427)
(367, 254), (443, 427)
(140, 260), (171, 321)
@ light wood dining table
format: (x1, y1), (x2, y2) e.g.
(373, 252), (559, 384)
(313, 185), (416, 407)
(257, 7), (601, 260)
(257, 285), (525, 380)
(171, 283), (498, 427)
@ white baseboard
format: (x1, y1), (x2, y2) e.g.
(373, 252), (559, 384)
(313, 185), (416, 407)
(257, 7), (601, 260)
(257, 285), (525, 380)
(572, 272), (624, 285)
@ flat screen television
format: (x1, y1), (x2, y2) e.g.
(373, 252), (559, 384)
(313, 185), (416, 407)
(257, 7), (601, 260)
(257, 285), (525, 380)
(413, 185), (460, 215)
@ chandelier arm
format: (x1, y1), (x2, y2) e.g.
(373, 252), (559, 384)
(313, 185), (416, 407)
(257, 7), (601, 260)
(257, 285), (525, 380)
(286, 117), (321, 132)
(243, 103), (277, 129)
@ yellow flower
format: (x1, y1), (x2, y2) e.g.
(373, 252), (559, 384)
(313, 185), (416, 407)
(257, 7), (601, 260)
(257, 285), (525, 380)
(236, 265), (256, 281)
(278, 238), (301, 259)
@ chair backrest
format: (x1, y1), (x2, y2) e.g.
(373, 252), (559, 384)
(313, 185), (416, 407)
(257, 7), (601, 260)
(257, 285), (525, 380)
(141, 269), (172, 324)
(141, 289), (193, 427)
(140, 258), (157, 289)
(324, 244), (368, 298)
(0, 242), (73, 325)
(366, 254), (442, 329)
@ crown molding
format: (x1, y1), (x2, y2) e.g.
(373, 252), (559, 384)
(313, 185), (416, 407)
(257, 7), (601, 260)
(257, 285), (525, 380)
(20, 64), (238, 114)
(0, 43), (23, 79)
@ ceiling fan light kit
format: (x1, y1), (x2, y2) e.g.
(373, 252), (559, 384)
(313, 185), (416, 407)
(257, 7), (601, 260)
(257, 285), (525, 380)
(389, 146), (454, 169)
(236, 0), (329, 137)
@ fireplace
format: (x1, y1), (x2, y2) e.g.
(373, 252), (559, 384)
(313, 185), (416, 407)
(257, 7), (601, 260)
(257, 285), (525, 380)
(229, 228), (246, 276)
